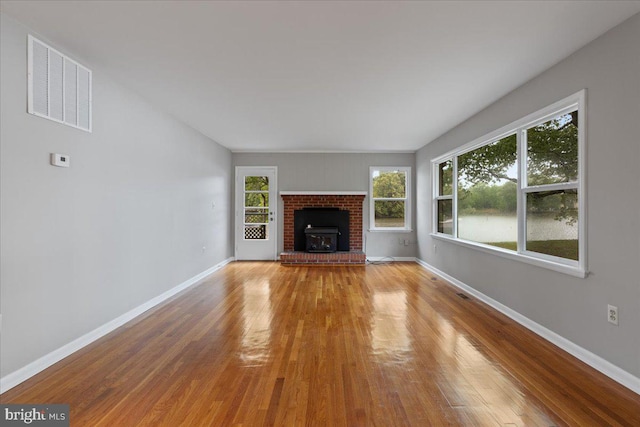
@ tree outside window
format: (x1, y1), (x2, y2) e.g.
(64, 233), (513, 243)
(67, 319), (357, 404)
(370, 167), (411, 230)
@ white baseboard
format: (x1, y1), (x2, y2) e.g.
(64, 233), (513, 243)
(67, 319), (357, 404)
(414, 258), (640, 395)
(366, 256), (416, 262)
(0, 257), (234, 394)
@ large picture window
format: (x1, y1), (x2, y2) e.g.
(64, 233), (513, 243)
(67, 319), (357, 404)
(432, 91), (585, 276)
(370, 167), (411, 231)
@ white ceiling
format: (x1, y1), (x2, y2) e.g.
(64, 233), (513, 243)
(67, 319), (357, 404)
(2, 1), (640, 152)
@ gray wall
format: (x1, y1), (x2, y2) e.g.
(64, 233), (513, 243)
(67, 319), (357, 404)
(0, 13), (233, 377)
(416, 13), (640, 377)
(233, 152), (416, 258)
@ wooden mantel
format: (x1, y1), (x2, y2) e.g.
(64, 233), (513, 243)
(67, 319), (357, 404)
(279, 191), (367, 196)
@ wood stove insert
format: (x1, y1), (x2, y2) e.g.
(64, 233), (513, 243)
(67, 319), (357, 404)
(294, 207), (349, 251)
(304, 227), (339, 252)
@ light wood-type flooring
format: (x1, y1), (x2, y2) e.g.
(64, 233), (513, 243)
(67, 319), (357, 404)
(2, 262), (639, 426)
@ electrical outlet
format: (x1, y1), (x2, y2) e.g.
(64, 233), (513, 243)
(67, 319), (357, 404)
(607, 304), (619, 325)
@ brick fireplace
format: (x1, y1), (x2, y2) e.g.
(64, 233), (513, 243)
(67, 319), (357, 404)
(280, 191), (366, 265)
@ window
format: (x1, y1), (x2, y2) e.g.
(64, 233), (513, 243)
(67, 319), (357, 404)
(432, 91), (585, 277)
(457, 134), (518, 249)
(28, 35), (92, 132)
(370, 167), (411, 231)
(524, 111), (580, 261)
(435, 160), (453, 235)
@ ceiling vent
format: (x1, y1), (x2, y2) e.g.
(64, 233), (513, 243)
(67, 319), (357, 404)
(27, 35), (92, 132)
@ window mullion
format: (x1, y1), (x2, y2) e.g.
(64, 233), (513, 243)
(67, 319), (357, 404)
(452, 156), (458, 238)
(432, 164), (436, 233)
(517, 128), (526, 253)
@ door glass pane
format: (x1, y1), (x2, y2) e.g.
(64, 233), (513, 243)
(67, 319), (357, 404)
(243, 175), (270, 240)
(527, 112), (578, 185)
(245, 208), (268, 223)
(245, 176), (269, 191)
(526, 189), (578, 260)
(245, 225), (267, 240)
(374, 200), (405, 228)
(245, 193), (269, 208)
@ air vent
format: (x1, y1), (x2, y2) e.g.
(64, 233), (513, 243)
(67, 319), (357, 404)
(27, 35), (92, 132)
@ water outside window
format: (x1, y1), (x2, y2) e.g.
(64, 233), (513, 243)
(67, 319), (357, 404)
(457, 134), (518, 249)
(526, 190), (578, 260)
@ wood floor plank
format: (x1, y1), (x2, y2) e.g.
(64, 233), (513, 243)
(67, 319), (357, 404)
(2, 262), (639, 426)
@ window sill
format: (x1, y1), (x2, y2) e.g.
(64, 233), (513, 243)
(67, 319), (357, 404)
(369, 228), (413, 233)
(430, 233), (587, 278)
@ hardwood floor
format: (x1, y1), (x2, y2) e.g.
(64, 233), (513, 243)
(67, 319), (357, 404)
(2, 262), (639, 426)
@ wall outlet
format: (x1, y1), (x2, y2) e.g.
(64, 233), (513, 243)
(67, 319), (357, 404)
(607, 304), (619, 325)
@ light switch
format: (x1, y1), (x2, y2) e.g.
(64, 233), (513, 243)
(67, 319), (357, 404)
(51, 153), (70, 168)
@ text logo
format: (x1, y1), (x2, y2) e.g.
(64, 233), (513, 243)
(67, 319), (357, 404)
(1, 405), (69, 426)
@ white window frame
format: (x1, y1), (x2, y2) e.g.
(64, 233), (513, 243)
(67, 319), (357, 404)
(434, 159), (455, 236)
(369, 166), (412, 232)
(431, 90), (586, 277)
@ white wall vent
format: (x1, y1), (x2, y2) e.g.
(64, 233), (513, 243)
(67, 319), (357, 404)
(28, 35), (92, 132)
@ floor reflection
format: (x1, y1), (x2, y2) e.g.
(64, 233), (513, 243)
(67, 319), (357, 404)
(434, 317), (547, 425)
(371, 290), (412, 363)
(239, 278), (272, 366)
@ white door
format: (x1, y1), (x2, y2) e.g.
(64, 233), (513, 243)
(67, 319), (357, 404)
(235, 167), (278, 260)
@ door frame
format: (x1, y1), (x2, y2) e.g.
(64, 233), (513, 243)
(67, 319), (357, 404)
(234, 166), (278, 261)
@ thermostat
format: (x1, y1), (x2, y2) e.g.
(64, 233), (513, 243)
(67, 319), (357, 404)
(51, 153), (70, 168)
